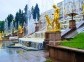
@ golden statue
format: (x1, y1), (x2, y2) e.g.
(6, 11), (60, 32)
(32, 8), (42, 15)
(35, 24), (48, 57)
(45, 15), (52, 31)
(18, 25), (23, 34)
(45, 5), (60, 32)
(82, 3), (84, 14)
(0, 32), (2, 41)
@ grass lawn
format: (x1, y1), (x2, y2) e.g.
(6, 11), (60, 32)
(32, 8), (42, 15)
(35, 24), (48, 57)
(60, 32), (84, 49)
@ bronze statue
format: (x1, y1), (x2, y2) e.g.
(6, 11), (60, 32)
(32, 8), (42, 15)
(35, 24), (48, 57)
(45, 5), (60, 32)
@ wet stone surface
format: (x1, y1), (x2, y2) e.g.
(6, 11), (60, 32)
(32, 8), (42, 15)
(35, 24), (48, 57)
(0, 48), (46, 62)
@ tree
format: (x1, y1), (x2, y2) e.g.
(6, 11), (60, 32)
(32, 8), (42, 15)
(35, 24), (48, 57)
(15, 9), (22, 29)
(24, 4), (28, 15)
(18, 9), (23, 26)
(33, 3), (40, 21)
(19, 10), (26, 27)
(35, 3), (40, 21)
(33, 8), (36, 21)
(24, 4), (28, 23)
(20, 11), (26, 26)
(15, 12), (19, 29)
(31, 6), (34, 16)
(13, 20), (15, 28)
(7, 14), (14, 29)
(0, 21), (4, 32)
(15, 9), (26, 29)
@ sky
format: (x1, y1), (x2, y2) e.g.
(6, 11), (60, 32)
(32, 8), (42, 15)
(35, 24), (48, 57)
(0, 0), (63, 20)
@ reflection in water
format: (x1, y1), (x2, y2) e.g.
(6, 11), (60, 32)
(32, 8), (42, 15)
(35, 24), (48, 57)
(0, 41), (46, 62)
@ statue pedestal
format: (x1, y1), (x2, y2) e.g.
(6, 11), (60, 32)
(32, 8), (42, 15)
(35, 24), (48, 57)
(45, 31), (61, 41)
(18, 33), (23, 38)
(44, 31), (61, 50)
(67, 13), (77, 29)
(12, 32), (17, 36)
(35, 23), (39, 32)
(69, 20), (76, 29)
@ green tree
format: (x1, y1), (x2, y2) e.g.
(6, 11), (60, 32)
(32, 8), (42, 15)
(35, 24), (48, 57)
(34, 3), (40, 21)
(32, 4), (40, 21)
(19, 10), (25, 26)
(18, 9), (25, 27)
(15, 12), (19, 29)
(7, 14), (14, 29)
(31, 6), (34, 15)
(24, 4), (28, 23)
(24, 4), (28, 14)
(15, 9), (26, 29)
(0, 21), (4, 32)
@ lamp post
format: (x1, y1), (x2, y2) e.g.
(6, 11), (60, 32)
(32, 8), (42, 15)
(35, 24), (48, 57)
(67, 1), (77, 29)
(82, 3), (84, 20)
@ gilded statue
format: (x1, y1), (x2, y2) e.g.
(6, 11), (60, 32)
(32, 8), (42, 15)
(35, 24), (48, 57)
(18, 25), (23, 34)
(0, 32), (2, 40)
(82, 3), (84, 14)
(45, 5), (60, 32)
(45, 15), (52, 31)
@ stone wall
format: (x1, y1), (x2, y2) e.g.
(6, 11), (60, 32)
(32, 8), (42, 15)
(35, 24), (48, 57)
(48, 45), (84, 62)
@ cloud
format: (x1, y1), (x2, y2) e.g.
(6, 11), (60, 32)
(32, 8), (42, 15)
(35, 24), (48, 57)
(0, 0), (28, 20)
(0, 0), (63, 20)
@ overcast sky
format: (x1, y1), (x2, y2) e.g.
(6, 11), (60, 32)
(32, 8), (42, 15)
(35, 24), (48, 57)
(0, 0), (63, 20)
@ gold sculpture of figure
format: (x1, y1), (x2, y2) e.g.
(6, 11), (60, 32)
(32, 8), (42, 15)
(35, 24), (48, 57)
(45, 15), (52, 31)
(0, 32), (2, 41)
(45, 5), (60, 32)
(52, 5), (60, 31)
(82, 3), (84, 14)
(18, 25), (23, 34)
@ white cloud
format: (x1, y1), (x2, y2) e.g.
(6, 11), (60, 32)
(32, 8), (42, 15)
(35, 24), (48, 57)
(0, 0), (28, 20)
(29, 0), (63, 13)
(0, 0), (63, 20)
